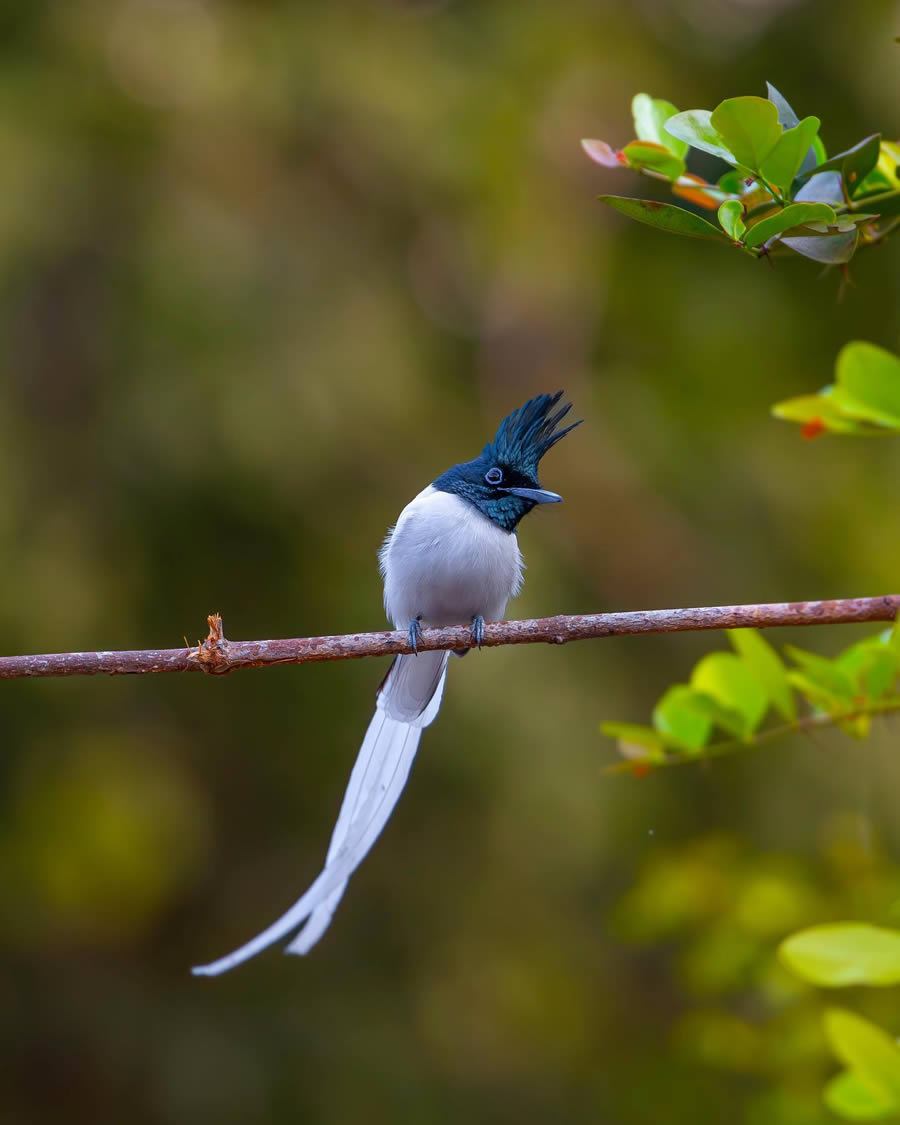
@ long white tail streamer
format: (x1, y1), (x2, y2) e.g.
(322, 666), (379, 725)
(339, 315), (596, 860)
(192, 653), (448, 976)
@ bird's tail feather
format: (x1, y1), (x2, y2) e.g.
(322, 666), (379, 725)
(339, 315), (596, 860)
(192, 652), (447, 976)
(287, 652), (447, 954)
(381, 649), (448, 723)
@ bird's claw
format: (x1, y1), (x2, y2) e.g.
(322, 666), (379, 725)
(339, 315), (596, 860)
(407, 617), (423, 654)
(470, 615), (485, 649)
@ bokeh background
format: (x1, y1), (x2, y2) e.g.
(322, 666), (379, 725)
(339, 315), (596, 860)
(2, 1), (899, 1122)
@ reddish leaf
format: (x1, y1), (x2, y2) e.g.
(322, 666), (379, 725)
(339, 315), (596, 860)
(672, 173), (721, 210)
(582, 139), (622, 168)
(801, 417), (827, 440)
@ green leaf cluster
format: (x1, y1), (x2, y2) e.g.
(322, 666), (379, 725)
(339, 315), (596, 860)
(583, 85), (900, 267)
(774, 341), (900, 438)
(601, 618), (900, 768)
(778, 928), (900, 1119)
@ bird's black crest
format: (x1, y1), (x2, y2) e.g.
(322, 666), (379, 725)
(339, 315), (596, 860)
(485, 391), (581, 474)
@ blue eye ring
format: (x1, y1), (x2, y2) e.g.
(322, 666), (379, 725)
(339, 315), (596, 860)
(485, 467), (503, 486)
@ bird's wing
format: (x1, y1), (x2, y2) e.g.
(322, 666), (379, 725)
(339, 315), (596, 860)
(192, 652), (448, 976)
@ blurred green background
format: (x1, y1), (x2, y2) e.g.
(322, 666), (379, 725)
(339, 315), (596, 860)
(1, 1), (899, 1122)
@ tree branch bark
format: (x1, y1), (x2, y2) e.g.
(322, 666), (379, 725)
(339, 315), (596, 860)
(0, 595), (896, 681)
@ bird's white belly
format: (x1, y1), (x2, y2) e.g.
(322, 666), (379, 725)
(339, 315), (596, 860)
(380, 487), (523, 629)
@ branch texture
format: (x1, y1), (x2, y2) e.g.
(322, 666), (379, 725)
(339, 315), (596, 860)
(0, 595), (897, 681)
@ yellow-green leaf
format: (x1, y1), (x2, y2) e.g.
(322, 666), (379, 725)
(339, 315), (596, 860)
(833, 342), (900, 428)
(728, 629), (796, 721)
(631, 93), (688, 160)
(652, 686), (712, 751)
(771, 391), (880, 435)
(786, 645), (856, 705)
(690, 652), (768, 736)
(780, 924), (900, 987)
(717, 200), (746, 241)
(621, 140), (685, 181)
(760, 116), (821, 195)
(743, 202), (836, 248)
(665, 110), (737, 165)
(824, 1009), (900, 1110)
(600, 722), (667, 762)
(825, 1070), (897, 1121)
(710, 96), (782, 172)
(838, 639), (898, 701)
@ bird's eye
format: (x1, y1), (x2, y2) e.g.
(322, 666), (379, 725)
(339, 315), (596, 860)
(485, 467), (503, 486)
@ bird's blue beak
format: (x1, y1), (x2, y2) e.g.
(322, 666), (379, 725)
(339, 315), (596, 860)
(500, 486), (563, 504)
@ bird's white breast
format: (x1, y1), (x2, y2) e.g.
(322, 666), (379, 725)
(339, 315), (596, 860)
(380, 486), (524, 629)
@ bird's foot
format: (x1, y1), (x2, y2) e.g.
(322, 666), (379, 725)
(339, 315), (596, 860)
(407, 616), (423, 654)
(470, 615), (486, 649)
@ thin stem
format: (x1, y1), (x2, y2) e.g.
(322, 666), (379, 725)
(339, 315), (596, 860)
(606, 697), (900, 775)
(847, 187), (900, 211)
(754, 173), (784, 207)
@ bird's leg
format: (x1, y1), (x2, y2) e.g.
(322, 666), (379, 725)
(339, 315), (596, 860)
(470, 614), (485, 649)
(407, 616), (423, 654)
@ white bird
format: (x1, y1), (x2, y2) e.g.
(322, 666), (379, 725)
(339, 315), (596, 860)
(192, 392), (580, 975)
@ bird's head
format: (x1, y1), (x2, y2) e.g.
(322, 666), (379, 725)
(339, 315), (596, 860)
(433, 392), (581, 531)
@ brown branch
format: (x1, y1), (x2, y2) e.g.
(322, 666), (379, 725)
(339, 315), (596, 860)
(0, 595), (897, 681)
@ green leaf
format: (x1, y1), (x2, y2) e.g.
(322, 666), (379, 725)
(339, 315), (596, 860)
(763, 85), (820, 179)
(811, 133), (828, 167)
(810, 134), (881, 196)
(843, 137), (884, 197)
(597, 197), (733, 243)
(760, 116), (820, 196)
(864, 657), (897, 701)
(856, 139), (900, 197)
(717, 200), (746, 241)
(652, 686), (713, 751)
(771, 391), (878, 435)
(690, 652), (769, 737)
(717, 169), (746, 194)
(785, 645), (856, 712)
(855, 169), (896, 197)
(743, 202), (837, 248)
(600, 722), (668, 763)
(832, 342), (900, 428)
(891, 617), (900, 668)
(780, 924), (900, 987)
(665, 110), (737, 165)
(621, 140), (685, 180)
(824, 1009), (900, 1111)
(825, 1070), (897, 1121)
(631, 94), (689, 159)
(863, 649), (896, 700)
(710, 96), (782, 172)
(683, 691), (751, 740)
(781, 228), (859, 264)
(838, 639), (898, 700)
(728, 629), (796, 721)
